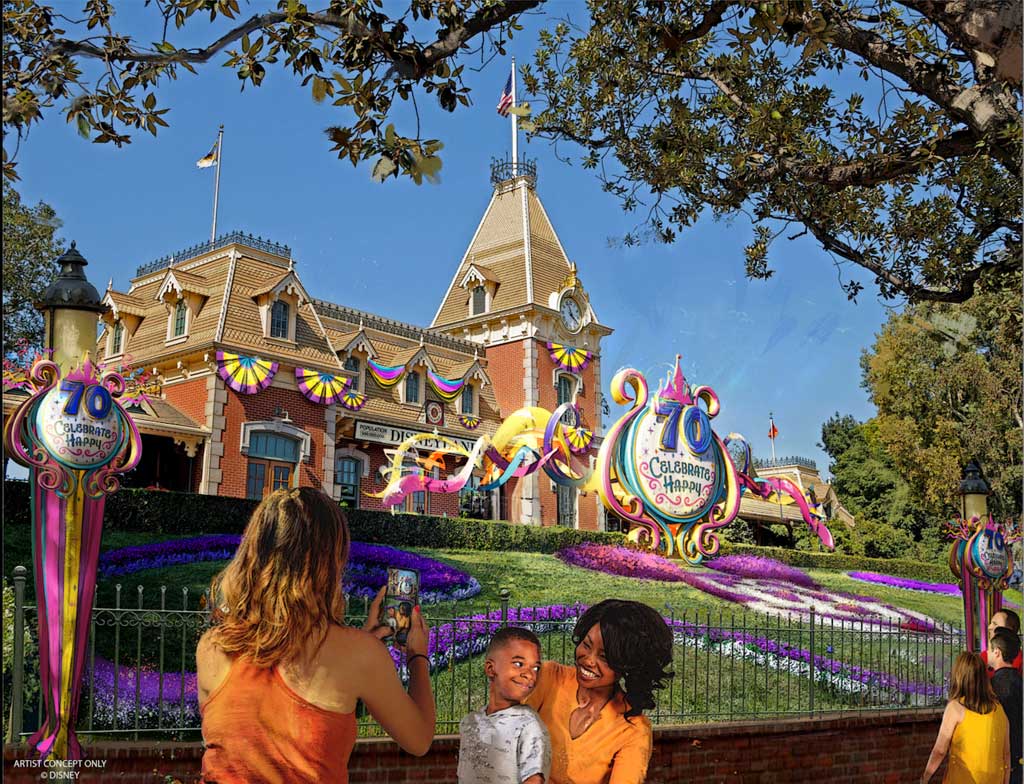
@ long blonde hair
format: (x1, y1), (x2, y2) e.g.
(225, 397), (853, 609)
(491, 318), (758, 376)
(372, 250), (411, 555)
(948, 651), (998, 714)
(209, 488), (350, 666)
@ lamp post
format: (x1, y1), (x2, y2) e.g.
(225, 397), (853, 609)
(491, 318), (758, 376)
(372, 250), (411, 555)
(37, 241), (106, 372)
(959, 458), (990, 522)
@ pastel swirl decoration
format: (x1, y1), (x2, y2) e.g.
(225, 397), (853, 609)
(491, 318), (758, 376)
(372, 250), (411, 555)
(592, 356), (833, 564)
(2, 358), (142, 760)
(370, 404), (593, 509)
(295, 367), (352, 405)
(547, 342), (593, 373)
(946, 514), (1020, 653)
(216, 351), (278, 394)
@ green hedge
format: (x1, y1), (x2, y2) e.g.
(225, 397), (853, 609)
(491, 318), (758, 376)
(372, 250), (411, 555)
(717, 542), (951, 583)
(2, 480), (625, 553)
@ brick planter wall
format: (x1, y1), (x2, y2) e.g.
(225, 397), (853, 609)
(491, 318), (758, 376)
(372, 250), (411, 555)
(4, 709), (945, 783)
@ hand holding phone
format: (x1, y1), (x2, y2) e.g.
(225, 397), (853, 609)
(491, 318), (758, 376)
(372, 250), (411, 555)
(380, 567), (420, 646)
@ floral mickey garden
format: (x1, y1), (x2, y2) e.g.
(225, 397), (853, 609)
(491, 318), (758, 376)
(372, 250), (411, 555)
(4, 484), (1020, 738)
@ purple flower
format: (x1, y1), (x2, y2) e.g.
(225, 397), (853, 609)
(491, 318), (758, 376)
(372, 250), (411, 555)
(847, 572), (961, 596)
(98, 536), (481, 604)
(555, 544), (687, 582)
(705, 555), (818, 588)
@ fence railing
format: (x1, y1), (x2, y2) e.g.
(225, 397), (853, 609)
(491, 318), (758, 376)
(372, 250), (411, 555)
(6, 566), (962, 742)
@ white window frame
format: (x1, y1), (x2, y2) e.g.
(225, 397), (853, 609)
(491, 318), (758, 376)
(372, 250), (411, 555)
(460, 383), (476, 416)
(240, 420), (312, 463)
(405, 369), (421, 405)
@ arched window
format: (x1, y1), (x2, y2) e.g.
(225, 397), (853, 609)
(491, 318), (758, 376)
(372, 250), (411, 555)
(336, 456), (362, 507)
(270, 299), (290, 339)
(111, 321), (124, 355)
(471, 285), (487, 315)
(405, 370), (420, 404)
(173, 299), (187, 337)
(557, 485), (576, 528)
(557, 374), (576, 424)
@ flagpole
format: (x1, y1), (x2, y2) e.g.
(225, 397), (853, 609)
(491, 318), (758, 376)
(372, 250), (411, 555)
(210, 125), (223, 244)
(510, 58), (518, 176)
(769, 412), (777, 462)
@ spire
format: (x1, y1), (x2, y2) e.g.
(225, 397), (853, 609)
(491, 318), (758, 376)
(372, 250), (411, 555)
(658, 355), (693, 405)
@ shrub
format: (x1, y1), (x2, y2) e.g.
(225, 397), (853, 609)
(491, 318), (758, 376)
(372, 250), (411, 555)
(3, 480), (625, 554)
(716, 542), (950, 583)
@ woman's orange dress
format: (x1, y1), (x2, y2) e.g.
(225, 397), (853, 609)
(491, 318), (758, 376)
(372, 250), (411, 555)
(944, 703), (1009, 784)
(200, 656), (357, 784)
(526, 661), (653, 784)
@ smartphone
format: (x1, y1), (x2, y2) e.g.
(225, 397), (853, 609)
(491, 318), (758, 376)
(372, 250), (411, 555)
(380, 567), (419, 645)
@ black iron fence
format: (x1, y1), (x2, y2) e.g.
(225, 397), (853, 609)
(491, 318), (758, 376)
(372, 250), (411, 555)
(5, 566), (963, 742)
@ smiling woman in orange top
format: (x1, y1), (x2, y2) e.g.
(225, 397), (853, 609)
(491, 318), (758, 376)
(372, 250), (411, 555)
(525, 599), (673, 784)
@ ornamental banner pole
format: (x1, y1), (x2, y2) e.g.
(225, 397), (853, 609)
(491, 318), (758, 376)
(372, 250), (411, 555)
(511, 58), (518, 177)
(211, 125), (224, 244)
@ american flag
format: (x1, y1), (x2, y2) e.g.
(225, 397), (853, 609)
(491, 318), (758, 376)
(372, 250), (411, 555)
(497, 71), (513, 116)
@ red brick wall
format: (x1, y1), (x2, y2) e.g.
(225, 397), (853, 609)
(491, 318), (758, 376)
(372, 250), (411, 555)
(484, 341), (525, 417)
(218, 378), (327, 498)
(3, 710), (947, 783)
(161, 376), (209, 426)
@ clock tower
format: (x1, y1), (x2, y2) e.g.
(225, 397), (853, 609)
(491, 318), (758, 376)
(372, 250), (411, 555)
(432, 159), (613, 530)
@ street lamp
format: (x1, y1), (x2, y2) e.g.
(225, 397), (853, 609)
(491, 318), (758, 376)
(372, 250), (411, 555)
(38, 241), (107, 373)
(958, 458), (990, 521)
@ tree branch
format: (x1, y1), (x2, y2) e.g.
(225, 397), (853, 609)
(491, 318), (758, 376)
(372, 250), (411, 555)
(793, 205), (1016, 303)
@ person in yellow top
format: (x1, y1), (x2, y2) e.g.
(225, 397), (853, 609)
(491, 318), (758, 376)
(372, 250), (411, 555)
(525, 600), (673, 784)
(922, 651), (1011, 784)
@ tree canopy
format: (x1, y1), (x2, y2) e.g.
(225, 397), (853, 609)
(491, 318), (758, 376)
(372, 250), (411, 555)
(1, 183), (64, 356)
(2, 0), (539, 184)
(524, 0), (1021, 303)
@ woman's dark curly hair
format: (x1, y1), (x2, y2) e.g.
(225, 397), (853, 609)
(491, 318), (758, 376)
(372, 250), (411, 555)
(572, 599), (673, 719)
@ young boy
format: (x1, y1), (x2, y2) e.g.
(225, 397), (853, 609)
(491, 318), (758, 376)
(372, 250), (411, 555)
(990, 629), (1023, 784)
(458, 627), (551, 784)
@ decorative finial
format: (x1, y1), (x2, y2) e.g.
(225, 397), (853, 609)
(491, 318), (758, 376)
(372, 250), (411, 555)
(288, 257), (294, 271)
(107, 277), (113, 292)
(419, 333), (425, 347)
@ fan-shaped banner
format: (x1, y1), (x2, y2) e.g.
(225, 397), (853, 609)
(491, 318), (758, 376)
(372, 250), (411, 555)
(427, 370), (466, 401)
(216, 352), (279, 394)
(367, 359), (407, 388)
(547, 343), (593, 373)
(339, 389), (368, 411)
(459, 414), (481, 430)
(295, 368), (352, 405)
(565, 425), (594, 453)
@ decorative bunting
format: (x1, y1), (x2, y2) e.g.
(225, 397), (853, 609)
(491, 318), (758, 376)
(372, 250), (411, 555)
(216, 351), (278, 394)
(547, 342), (593, 373)
(459, 414), (481, 430)
(339, 389), (367, 411)
(367, 359), (407, 388)
(295, 367), (352, 405)
(426, 370), (466, 402)
(564, 425), (594, 453)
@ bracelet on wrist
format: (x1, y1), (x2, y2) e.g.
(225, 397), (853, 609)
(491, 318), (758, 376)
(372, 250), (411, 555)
(407, 653), (429, 667)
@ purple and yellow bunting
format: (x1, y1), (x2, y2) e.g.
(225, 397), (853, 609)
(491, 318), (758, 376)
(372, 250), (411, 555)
(426, 370), (466, 402)
(458, 414), (481, 430)
(339, 388), (368, 411)
(295, 367), (351, 405)
(216, 351), (278, 394)
(366, 359), (407, 388)
(547, 343), (593, 373)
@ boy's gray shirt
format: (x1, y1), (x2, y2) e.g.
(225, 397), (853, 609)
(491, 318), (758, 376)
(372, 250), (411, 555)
(458, 704), (551, 784)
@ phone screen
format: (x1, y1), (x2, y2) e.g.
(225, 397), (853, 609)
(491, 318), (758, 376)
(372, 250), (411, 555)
(381, 567), (419, 645)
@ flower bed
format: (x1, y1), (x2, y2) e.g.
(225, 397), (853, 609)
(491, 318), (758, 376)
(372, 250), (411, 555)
(555, 543), (687, 582)
(847, 571), (960, 596)
(86, 601), (946, 728)
(673, 569), (940, 631)
(98, 536), (481, 604)
(705, 554), (818, 588)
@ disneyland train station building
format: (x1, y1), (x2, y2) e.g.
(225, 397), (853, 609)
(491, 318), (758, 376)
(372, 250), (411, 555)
(3, 162), (850, 534)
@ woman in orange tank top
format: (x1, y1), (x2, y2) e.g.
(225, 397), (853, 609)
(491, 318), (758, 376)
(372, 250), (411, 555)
(197, 488), (436, 784)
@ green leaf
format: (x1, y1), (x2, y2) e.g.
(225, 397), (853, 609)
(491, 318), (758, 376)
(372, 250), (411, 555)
(371, 156), (397, 183)
(312, 76), (327, 103)
(76, 114), (90, 139)
(508, 104), (532, 118)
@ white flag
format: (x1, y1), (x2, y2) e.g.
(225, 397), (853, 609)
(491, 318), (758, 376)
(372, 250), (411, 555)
(196, 140), (219, 169)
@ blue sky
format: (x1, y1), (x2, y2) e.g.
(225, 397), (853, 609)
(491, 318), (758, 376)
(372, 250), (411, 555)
(10, 2), (895, 478)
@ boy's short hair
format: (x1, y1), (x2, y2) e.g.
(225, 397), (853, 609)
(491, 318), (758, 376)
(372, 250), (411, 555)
(996, 609), (1021, 635)
(486, 626), (541, 659)
(991, 628), (1022, 663)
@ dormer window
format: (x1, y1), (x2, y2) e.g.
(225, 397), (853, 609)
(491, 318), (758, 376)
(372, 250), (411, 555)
(405, 370), (421, 404)
(172, 299), (188, 338)
(270, 300), (290, 338)
(343, 356), (360, 373)
(461, 384), (475, 415)
(472, 286), (487, 316)
(111, 321), (124, 355)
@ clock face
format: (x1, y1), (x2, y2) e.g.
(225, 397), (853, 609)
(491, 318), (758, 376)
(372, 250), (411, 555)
(560, 297), (582, 332)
